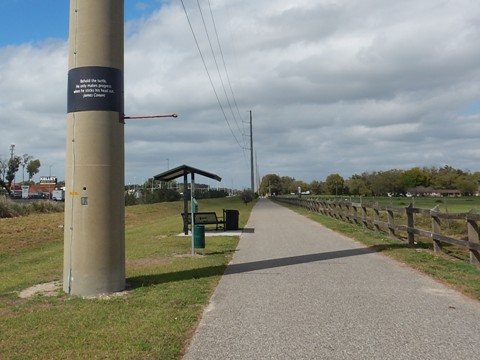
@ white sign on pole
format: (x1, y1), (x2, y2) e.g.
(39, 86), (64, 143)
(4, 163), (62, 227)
(21, 186), (29, 199)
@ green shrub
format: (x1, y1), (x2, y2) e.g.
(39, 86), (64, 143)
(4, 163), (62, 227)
(11, 202), (30, 216)
(142, 188), (182, 204)
(0, 197), (18, 218)
(240, 190), (255, 205)
(125, 191), (138, 206)
(29, 201), (63, 213)
(0, 198), (63, 218)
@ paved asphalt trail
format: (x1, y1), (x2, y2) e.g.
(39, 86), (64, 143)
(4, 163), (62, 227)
(183, 199), (480, 359)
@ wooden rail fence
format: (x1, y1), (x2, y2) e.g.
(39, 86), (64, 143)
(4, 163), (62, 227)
(275, 196), (480, 268)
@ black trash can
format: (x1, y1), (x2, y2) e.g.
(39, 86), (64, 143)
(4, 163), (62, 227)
(224, 209), (239, 230)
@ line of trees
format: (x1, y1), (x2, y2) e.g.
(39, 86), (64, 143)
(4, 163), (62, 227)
(259, 166), (480, 197)
(0, 150), (41, 195)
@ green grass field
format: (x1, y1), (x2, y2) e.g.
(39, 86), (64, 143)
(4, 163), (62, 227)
(334, 195), (480, 213)
(0, 197), (254, 359)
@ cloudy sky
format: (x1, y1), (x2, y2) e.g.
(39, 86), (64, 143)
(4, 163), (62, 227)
(1, 0), (479, 189)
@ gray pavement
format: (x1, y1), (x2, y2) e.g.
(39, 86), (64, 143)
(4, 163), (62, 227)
(183, 199), (480, 359)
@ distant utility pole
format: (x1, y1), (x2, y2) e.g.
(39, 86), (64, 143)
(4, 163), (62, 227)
(10, 144), (15, 185)
(255, 151), (260, 193)
(249, 110), (254, 193)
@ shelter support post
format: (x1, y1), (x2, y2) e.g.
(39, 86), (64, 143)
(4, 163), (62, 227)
(191, 172), (195, 255)
(183, 173), (188, 235)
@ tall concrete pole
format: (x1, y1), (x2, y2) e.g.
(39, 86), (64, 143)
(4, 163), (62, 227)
(64, 0), (125, 296)
(249, 110), (254, 193)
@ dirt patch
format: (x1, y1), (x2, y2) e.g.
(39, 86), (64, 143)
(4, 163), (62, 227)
(18, 281), (132, 300)
(83, 289), (130, 300)
(18, 281), (62, 299)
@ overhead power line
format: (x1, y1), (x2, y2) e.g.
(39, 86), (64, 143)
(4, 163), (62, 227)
(180, 0), (244, 151)
(206, 0), (244, 134)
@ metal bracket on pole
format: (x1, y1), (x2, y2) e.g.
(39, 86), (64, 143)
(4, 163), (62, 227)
(123, 114), (178, 121)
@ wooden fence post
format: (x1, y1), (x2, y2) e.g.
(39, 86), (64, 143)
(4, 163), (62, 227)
(431, 206), (442, 254)
(352, 205), (359, 225)
(317, 199), (323, 215)
(387, 207), (395, 239)
(361, 205), (368, 229)
(345, 202), (351, 223)
(406, 204), (415, 246)
(373, 205), (381, 232)
(333, 201), (339, 220)
(342, 202), (350, 223)
(339, 202), (345, 221)
(327, 201), (333, 217)
(467, 209), (480, 268)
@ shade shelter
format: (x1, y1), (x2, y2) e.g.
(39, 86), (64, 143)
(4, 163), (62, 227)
(154, 165), (222, 253)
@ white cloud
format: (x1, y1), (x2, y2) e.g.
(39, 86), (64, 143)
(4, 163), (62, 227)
(1, 0), (480, 188)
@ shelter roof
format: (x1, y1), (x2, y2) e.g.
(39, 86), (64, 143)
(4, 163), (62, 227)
(153, 164), (222, 182)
